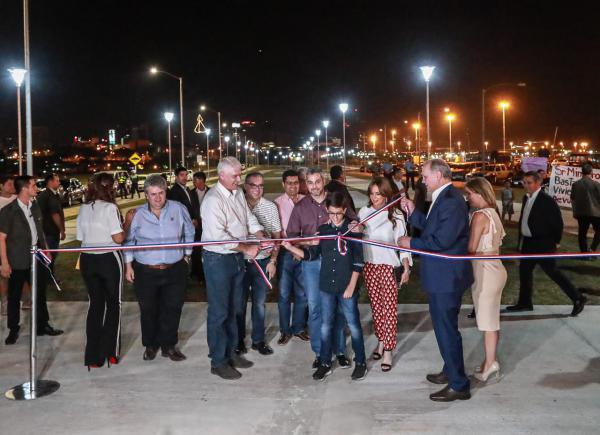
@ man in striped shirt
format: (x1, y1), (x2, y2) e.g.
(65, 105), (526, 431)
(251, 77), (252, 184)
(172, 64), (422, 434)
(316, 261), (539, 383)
(236, 172), (282, 356)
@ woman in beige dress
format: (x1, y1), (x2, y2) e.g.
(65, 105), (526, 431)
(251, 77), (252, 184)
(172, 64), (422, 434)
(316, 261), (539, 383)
(465, 177), (507, 383)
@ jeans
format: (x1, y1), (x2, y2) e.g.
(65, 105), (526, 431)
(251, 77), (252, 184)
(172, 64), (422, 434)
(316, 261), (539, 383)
(278, 251), (307, 335)
(203, 251), (246, 368)
(302, 259), (346, 358)
(237, 257), (270, 344)
(320, 291), (366, 366)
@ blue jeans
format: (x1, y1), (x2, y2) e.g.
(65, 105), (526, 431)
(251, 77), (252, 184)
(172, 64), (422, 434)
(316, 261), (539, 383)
(302, 259), (346, 358)
(203, 251), (246, 368)
(320, 291), (366, 366)
(278, 251), (307, 335)
(237, 257), (270, 344)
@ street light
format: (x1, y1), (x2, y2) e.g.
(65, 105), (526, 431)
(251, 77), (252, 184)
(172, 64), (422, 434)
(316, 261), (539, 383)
(446, 113), (455, 153)
(370, 134), (377, 153)
(151, 67), (185, 166)
(164, 112), (174, 175)
(481, 82), (526, 150)
(420, 65), (435, 149)
(412, 123), (421, 155)
(315, 129), (321, 167)
(8, 68), (27, 175)
(499, 101), (510, 153)
(204, 128), (211, 176)
(200, 105), (223, 162)
(339, 103), (348, 168)
(224, 135), (231, 156)
(322, 120), (330, 169)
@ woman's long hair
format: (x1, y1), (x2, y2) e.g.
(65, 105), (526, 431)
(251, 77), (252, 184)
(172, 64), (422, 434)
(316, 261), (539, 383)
(465, 177), (500, 216)
(367, 176), (401, 229)
(86, 173), (117, 205)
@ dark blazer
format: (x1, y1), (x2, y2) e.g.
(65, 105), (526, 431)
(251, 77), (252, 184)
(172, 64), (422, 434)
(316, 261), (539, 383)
(0, 199), (47, 270)
(570, 176), (600, 218)
(519, 190), (563, 253)
(409, 185), (473, 294)
(325, 180), (356, 213)
(167, 183), (195, 220)
(189, 186), (209, 236)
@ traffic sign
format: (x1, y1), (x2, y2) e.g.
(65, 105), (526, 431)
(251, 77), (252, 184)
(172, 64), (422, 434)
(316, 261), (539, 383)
(129, 152), (142, 165)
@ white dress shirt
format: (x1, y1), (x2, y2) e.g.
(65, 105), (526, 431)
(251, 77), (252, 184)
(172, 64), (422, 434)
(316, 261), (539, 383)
(17, 198), (38, 245)
(520, 187), (541, 237)
(77, 200), (123, 254)
(359, 206), (412, 267)
(201, 182), (264, 254)
(426, 182), (452, 218)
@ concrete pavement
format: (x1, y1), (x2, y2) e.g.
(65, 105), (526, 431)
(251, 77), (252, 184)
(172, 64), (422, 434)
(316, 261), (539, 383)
(0, 302), (598, 434)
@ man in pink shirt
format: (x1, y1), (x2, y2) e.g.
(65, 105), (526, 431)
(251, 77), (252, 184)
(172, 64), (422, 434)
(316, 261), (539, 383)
(273, 169), (308, 345)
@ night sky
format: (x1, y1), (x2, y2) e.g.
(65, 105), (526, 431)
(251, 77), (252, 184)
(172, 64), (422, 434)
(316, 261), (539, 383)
(1, 1), (599, 150)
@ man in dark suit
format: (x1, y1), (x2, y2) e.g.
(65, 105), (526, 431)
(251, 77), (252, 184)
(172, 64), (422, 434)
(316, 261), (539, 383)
(570, 162), (600, 255)
(324, 165), (356, 214)
(507, 171), (586, 316)
(189, 171), (209, 281)
(398, 159), (473, 402)
(0, 176), (63, 344)
(167, 167), (197, 224)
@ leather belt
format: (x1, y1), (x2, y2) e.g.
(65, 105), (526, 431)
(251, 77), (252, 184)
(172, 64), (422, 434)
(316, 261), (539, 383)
(139, 261), (179, 270)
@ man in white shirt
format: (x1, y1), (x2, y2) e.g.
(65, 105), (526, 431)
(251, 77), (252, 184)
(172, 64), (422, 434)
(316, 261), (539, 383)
(201, 157), (265, 380)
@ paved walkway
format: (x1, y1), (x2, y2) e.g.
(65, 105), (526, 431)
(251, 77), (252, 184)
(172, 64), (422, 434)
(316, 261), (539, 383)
(1, 303), (598, 434)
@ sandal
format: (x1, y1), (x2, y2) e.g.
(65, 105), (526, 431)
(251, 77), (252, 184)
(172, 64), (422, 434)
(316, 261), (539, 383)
(372, 351), (382, 361)
(381, 349), (393, 372)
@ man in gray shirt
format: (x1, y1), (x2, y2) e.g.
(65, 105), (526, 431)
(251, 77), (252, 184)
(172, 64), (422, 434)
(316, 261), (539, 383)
(570, 162), (600, 256)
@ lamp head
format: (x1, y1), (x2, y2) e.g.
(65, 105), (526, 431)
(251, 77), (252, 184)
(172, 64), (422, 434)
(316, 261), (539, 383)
(420, 65), (435, 82)
(150, 67), (158, 74)
(315, 129), (321, 136)
(8, 68), (27, 87)
(339, 103), (348, 113)
(200, 105), (206, 111)
(322, 120), (330, 128)
(164, 112), (174, 122)
(499, 101), (510, 110)
(205, 128), (211, 135)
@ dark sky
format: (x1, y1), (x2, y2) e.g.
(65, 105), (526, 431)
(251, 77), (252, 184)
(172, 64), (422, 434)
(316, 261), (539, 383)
(1, 1), (599, 150)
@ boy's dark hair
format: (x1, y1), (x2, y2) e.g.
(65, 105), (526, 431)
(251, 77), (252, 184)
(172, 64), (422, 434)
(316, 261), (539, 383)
(245, 171), (263, 183)
(524, 170), (542, 182)
(14, 175), (34, 194)
(193, 171), (207, 181)
(282, 169), (299, 182)
(325, 191), (347, 209)
(330, 165), (343, 180)
(44, 172), (58, 184)
(582, 162), (593, 175)
(0, 175), (14, 185)
(175, 166), (187, 176)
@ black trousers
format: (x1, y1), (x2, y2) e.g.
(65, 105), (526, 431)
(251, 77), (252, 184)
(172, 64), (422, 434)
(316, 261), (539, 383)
(518, 258), (581, 306)
(6, 267), (50, 331)
(191, 229), (204, 281)
(80, 252), (123, 365)
(576, 216), (600, 253)
(133, 260), (187, 350)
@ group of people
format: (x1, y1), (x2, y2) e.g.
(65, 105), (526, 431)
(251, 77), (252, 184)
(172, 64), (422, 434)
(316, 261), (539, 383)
(0, 155), (596, 402)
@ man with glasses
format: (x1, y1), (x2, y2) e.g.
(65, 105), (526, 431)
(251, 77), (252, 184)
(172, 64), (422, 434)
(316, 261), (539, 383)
(287, 168), (356, 370)
(274, 170), (308, 345)
(235, 172), (282, 356)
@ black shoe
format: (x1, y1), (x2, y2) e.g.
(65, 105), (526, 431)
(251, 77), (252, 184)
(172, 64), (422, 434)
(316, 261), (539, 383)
(312, 357), (321, 369)
(571, 296), (587, 317)
(294, 331), (310, 341)
(426, 372), (449, 384)
(277, 333), (292, 346)
(467, 309), (476, 319)
(252, 342), (274, 355)
(37, 325), (64, 336)
(211, 364), (242, 380)
(235, 343), (248, 355)
(161, 347), (186, 361)
(143, 346), (158, 361)
(313, 365), (332, 381)
(230, 353), (254, 369)
(506, 304), (534, 312)
(351, 363), (367, 381)
(337, 354), (351, 369)
(5, 328), (19, 345)
(429, 385), (471, 402)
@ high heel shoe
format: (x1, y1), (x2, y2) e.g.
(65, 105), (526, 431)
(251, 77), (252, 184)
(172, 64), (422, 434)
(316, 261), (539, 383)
(381, 349), (393, 372)
(107, 356), (120, 367)
(87, 362), (104, 372)
(474, 361), (501, 383)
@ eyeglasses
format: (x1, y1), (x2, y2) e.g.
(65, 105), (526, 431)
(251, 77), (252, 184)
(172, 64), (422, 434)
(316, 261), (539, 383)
(327, 212), (345, 217)
(246, 183), (264, 190)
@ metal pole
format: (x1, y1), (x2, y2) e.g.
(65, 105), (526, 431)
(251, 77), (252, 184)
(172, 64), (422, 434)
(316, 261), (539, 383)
(342, 112), (347, 168)
(481, 89), (486, 156)
(167, 122), (172, 175)
(425, 81), (431, 152)
(17, 86), (23, 175)
(384, 125), (387, 153)
(502, 107), (507, 153)
(5, 248), (60, 400)
(179, 77), (185, 167)
(206, 133), (210, 176)
(24, 0), (33, 175)
(325, 127), (329, 171)
(449, 119), (453, 153)
(217, 112), (222, 162)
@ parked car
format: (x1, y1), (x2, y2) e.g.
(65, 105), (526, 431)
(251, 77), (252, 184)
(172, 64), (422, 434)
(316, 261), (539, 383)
(466, 163), (511, 184)
(449, 161), (485, 181)
(36, 178), (86, 207)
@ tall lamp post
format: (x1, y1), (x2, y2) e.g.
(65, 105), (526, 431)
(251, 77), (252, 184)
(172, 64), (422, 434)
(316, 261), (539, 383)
(419, 66), (435, 150)
(481, 82), (526, 152)
(499, 101), (510, 153)
(164, 112), (174, 175)
(315, 129), (321, 167)
(150, 67), (185, 166)
(204, 128), (211, 176)
(412, 123), (421, 156)
(8, 68), (27, 175)
(370, 134), (377, 154)
(322, 120), (329, 169)
(339, 103), (348, 168)
(446, 113), (455, 153)
(200, 105), (222, 162)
